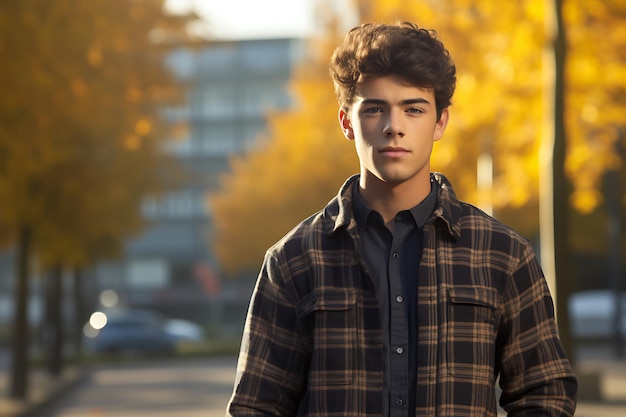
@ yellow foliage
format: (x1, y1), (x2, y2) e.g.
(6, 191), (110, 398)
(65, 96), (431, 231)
(135, 118), (152, 136)
(563, 0), (626, 213)
(124, 134), (142, 151)
(87, 44), (104, 67)
(571, 189), (603, 214)
(125, 86), (144, 103)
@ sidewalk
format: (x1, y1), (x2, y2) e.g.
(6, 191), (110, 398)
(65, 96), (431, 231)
(0, 367), (85, 417)
(0, 358), (625, 417)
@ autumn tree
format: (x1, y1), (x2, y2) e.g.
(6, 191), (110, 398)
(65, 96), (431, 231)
(562, 0), (626, 281)
(564, 0), (626, 357)
(564, 0), (626, 213)
(0, 0), (199, 399)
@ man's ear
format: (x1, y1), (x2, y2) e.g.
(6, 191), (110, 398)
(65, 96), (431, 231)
(433, 107), (450, 142)
(338, 109), (354, 140)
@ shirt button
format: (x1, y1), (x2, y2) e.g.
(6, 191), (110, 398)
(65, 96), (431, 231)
(396, 346), (404, 354)
(396, 296), (404, 303)
(392, 251), (399, 259)
(395, 398), (404, 406)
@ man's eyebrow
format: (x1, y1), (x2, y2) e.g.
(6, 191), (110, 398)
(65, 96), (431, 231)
(361, 98), (432, 106)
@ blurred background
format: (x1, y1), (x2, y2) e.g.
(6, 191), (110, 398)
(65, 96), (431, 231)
(0, 0), (624, 414)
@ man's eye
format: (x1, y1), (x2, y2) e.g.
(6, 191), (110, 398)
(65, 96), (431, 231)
(364, 107), (383, 113)
(407, 107), (424, 114)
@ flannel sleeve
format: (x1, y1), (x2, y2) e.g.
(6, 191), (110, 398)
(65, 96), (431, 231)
(227, 252), (309, 417)
(497, 244), (577, 416)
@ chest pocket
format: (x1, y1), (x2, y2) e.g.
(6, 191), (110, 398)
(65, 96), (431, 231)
(300, 288), (356, 385)
(445, 286), (499, 381)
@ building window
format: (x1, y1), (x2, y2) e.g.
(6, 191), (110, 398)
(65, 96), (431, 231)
(191, 84), (235, 120)
(141, 190), (209, 220)
(164, 137), (194, 157)
(126, 259), (169, 290)
(241, 81), (286, 117)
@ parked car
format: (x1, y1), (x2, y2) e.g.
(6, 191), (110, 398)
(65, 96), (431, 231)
(568, 289), (626, 339)
(84, 308), (203, 355)
(163, 318), (205, 343)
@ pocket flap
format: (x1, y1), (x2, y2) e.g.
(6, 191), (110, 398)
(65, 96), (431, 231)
(299, 288), (355, 316)
(448, 286), (498, 309)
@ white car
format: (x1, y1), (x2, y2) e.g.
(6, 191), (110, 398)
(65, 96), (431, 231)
(84, 308), (205, 354)
(163, 318), (205, 343)
(568, 290), (626, 339)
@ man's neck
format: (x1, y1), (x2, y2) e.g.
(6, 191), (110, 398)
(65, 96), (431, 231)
(358, 174), (431, 225)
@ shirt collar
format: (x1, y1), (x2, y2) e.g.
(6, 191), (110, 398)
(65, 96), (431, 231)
(352, 179), (437, 230)
(330, 173), (462, 241)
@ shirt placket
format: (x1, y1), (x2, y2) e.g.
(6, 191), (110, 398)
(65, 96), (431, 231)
(389, 215), (413, 417)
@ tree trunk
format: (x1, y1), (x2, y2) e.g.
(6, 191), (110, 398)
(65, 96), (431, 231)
(9, 226), (31, 399)
(606, 131), (624, 358)
(552, 0), (575, 362)
(72, 267), (85, 362)
(44, 265), (64, 376)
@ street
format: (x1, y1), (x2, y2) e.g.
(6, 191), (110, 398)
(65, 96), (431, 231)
(31, 356), (237, 417)
(21, 349), (626, 417)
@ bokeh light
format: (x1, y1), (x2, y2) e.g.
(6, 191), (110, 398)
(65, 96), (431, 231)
(89, 311), (108, 330)
(99, 290), (119, 308)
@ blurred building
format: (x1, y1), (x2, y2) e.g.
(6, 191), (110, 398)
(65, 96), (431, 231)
(90, 38), (307, 329)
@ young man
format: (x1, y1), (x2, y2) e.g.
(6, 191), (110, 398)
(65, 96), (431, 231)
(227, 22), (577, 417)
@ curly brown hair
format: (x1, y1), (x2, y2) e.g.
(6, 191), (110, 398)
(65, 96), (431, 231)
(329, 22), (456, 120)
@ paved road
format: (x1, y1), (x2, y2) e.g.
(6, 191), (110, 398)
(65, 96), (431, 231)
(19, 352), (626, 417)
(31, 356), (237, 417)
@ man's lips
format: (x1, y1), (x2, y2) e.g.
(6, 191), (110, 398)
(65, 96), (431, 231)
(379, 147), (410, 158)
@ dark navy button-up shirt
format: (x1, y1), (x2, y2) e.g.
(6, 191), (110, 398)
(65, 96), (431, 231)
(352, 181), (437, 417)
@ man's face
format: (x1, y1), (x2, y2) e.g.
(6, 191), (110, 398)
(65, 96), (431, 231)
(339, 75), (449, 191)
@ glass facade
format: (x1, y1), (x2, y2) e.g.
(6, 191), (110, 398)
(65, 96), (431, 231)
(91, 38), (306, 323)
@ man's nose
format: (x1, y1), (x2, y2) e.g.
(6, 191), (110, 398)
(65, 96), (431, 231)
(382, 109), (405, 137)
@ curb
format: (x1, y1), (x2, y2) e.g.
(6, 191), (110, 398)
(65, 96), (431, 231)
(0, 367), (88, 417)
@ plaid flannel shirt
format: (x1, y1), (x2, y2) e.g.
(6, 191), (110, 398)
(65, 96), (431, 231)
(227, 173), (577, 417)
